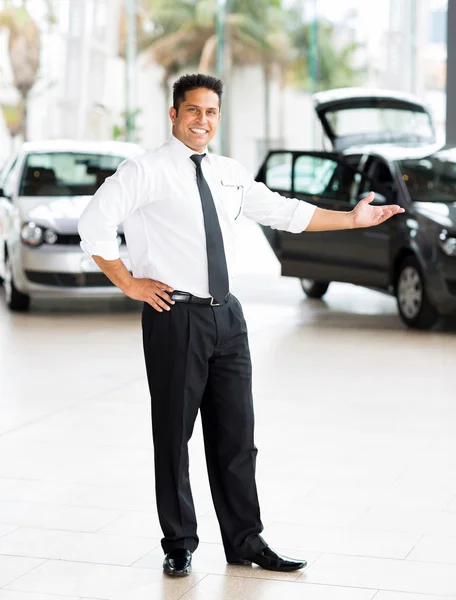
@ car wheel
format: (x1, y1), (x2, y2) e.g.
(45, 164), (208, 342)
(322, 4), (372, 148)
(300, 279), (330, 299)
(396, 256), (438, 330)
(3, 254), (30, 312)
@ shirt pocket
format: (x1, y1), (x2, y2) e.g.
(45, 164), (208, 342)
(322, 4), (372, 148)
(218, 180), (244, 220)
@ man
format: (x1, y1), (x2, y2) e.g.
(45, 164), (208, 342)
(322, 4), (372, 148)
(78, 74), (404, 577)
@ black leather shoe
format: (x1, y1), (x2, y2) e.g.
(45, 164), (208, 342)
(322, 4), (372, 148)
(229, 547), (306, 572)
(163, 549), (192, 577)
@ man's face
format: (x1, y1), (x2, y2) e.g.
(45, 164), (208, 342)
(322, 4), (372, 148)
(169, 88), (221, 152)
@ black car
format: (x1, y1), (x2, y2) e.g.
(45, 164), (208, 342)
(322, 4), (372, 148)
(256, 88), (456, 330)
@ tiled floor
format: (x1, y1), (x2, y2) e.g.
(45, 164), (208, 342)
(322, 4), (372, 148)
(1, 219), (455, 599)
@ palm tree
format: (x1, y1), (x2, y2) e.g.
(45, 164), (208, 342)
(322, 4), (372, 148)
(135, 0), (291, 153)
(287, 18), (365, 92)
(0, 2), (40, 141)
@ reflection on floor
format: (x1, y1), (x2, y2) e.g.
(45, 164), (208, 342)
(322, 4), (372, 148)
(0, 220), (455, 599)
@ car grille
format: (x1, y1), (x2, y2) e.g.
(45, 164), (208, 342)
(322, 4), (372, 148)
(54, 233), (126, 245)
(25, 270), (115, 287)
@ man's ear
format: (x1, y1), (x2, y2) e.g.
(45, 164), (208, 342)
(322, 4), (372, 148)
(169, 106), (177, 124)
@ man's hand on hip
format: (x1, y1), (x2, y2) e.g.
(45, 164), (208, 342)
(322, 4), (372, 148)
(91, 255), (174, 312)
(127, 278), (175, 312)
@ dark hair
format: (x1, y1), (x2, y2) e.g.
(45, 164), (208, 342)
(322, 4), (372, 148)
(173, 73), (223, 114)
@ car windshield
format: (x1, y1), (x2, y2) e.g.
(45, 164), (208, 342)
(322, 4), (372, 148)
(19, 152), (125, 197)
(398, 152), (456, 203)
(326, 107), (434, 146)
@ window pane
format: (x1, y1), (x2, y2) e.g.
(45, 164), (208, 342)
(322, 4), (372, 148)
(326, 107), (433, 141)
(265, 152), (292, 191)
(398, 152), (456, 203)
(294, 156), (338, 195)
(19, 153), (125, 197)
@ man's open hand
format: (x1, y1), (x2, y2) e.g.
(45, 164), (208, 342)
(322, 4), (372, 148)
(127, 278), (174, 312)
(352, 192), (405, 228)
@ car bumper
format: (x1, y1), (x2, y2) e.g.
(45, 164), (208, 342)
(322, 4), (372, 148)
(12, 243), (131, 299)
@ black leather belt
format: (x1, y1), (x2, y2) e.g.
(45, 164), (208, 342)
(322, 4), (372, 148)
(169, 291), (229, 306)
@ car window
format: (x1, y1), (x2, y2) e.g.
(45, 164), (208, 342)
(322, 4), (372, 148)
(265, 152), (293, 191)
(398, 151), (456, 203)
(294, 155), (356, 202)
(325, 107), (434, 145)
(359, 158), (395, 203)
(18, 152), (125, 197)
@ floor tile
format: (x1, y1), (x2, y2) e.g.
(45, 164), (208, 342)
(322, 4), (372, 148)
(263, 522), (420, 559)
(0, 527), (159, 566)
(406, 534), (456, 564)
(0, 500), (122, 532)
(0, 592), (80, 600)
(353, 507), (456, 535)
(0, 523), (18, 538)
(6, 559), (206, 599)
(374, 593), (456, 600)
(0, 479), (155, 512)
(178, 574), (376, 600)
(97, 510), (164, 538)
(301, 553), (456, 596)
(0, 555), (44, 587)
(304, 482), (454, 511)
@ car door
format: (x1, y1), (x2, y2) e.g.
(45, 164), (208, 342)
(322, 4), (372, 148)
(258, 150), (363, 283)
(345, 155), (399, 289)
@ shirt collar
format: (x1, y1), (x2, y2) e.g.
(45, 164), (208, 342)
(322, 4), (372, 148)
(167, 135), (214, 165)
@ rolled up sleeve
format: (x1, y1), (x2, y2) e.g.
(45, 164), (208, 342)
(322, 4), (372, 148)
(240, 168), (316, 233)
(78, 158), (150, 260)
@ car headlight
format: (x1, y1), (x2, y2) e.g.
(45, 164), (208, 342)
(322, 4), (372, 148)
(439, 230), (456, 256)
(21, 222), (44, 247)
(44, 229), (58, 244)
(21, 223), (58, 247)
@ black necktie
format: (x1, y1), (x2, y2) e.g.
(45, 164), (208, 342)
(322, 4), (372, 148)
(190, 153), (229, 303)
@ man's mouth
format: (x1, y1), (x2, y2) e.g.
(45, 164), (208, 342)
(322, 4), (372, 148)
(190, 128), (209, 134)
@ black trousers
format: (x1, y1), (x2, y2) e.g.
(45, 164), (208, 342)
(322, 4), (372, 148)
(142, 294), (266, 560)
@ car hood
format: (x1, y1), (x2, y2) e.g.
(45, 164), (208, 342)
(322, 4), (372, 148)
(18, 196), (92, 233)
(414, 201), (456, 229)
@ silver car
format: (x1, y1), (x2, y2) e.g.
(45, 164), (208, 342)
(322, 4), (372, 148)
(0, 139), (144, 311)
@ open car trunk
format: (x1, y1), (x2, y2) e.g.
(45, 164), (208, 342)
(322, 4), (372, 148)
(313, 87), (436, 151)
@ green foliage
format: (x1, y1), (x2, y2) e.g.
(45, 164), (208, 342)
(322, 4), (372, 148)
(112, 108), (142, 142)
(137, 0), (364, 91)
(287, 18), (365, 91)
(138, 0), (290, 72)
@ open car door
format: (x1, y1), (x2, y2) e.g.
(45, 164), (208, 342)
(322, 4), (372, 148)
(256, 150), (366, 285)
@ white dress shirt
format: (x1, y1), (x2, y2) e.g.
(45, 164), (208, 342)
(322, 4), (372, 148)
(78, 135), (316, 297)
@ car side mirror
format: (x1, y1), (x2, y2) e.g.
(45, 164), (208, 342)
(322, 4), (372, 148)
(358, 191), (387, 205)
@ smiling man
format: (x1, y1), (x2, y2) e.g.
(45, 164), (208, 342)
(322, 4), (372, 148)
(78, 74), (404, 577)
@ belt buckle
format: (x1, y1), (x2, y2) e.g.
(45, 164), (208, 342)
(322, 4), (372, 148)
(210, 296), (219, 306)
